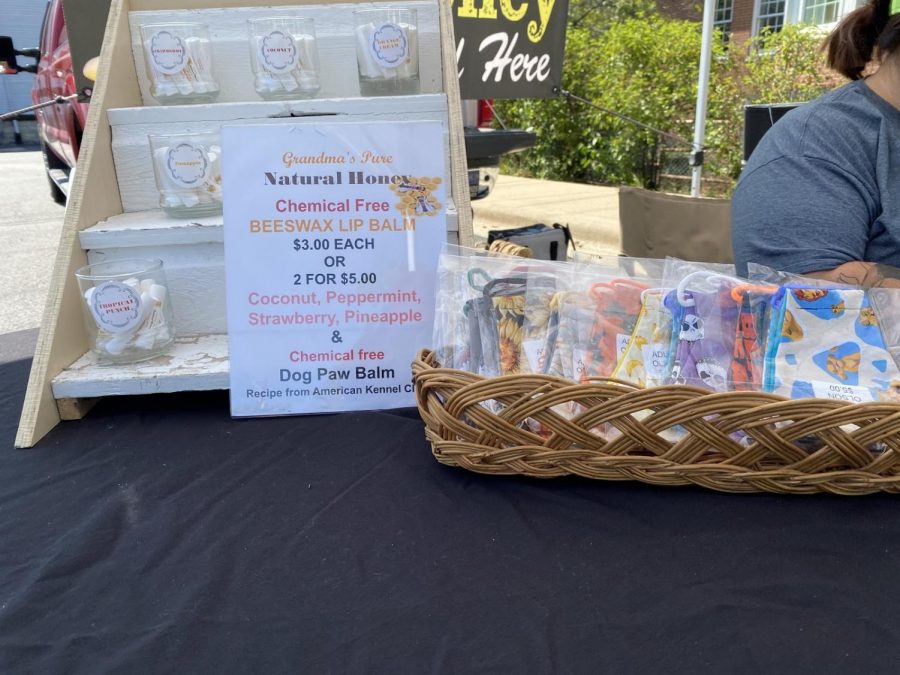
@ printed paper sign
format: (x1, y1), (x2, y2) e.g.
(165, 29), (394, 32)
(223, 121), (447, 416)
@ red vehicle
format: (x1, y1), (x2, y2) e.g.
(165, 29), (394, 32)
(31, 0), (86, 203)
(0, 0), (85, 203)
(3, 0), (530, 204)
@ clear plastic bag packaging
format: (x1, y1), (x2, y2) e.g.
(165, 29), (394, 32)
(432, 251), (476, 372)
(582, 278), (649, 379)
(467, 260), (570, 377)
(432, 246), (498, 373)
(546, 265), (614, 382)
(868, 288), (900, 373)
(729, 284), (777, 391)
(763, 285), (900, 402)
(612, 287), (674, 388)
(661, 263), (774, 393)
(431, 245), (567, 376)
(749, 262), (900, 376)
(573, 253), (668, 281)
(567, 256), (667, 381)
(519, 268), (570, 374)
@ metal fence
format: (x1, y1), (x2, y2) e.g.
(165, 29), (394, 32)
(647, 136), (733, 197)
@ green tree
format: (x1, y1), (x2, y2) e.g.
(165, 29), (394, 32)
(496, 16), (838, 194)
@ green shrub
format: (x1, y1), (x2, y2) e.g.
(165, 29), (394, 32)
(495, 17), (839, 194)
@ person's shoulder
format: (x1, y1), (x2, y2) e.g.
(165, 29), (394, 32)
(744, 81), (882, 174)
(797, 81), (884, 148)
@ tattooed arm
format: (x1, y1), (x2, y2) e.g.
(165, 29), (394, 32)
(807, 261), (900, 288)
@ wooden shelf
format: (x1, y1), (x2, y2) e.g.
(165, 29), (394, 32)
(79, 209), (224, 249)
(51, 334), (229, 399)
(17, 0), (472, 447)
(109, 94), (453, 213)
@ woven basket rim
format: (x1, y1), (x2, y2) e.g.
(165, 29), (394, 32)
(412, 348), (900, 495)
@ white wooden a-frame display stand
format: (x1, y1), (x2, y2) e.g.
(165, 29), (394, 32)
(16, 0), (473, 447)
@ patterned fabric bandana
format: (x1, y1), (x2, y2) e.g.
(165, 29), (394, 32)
(612, 288), (673, 387)
(764, 286), (900, 401)
(664, 288), (740, 392)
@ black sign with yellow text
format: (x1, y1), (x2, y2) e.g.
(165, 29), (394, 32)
(452, 0), (568, 99)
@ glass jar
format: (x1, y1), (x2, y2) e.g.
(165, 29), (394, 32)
(141, 22), (220, 104)
(149, 132), (222, 218)
(249, 17), (321, 100)
(75, 259), (176, 364)
(353, 8), (419, 96)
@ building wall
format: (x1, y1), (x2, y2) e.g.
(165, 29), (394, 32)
(659, 0), (862, 43)
(731, 0), (756, 42)
(0, 0), (45, 114)
(657, 0), (755, 39)
(656, 0), (702, 21)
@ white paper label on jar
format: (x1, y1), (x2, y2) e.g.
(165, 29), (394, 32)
(370, 22), (408, 68)
(260, 30), (298, 72)
(165, 142), (209, 187)
(148, 31), (187, 75)
(90, 282), (143, 334)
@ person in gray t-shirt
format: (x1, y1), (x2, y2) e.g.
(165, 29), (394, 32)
(732, 0), (900, 288)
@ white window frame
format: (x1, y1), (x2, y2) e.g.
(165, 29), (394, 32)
(713, 0), (735, 39)
(752, 0), (788, 35)
(752, 0), (862, 35)
(800, 0), (842, 26)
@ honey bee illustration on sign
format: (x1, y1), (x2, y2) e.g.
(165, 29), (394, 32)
(390, 177), (442, 217)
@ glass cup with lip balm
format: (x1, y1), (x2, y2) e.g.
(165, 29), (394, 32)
(353, 8), (419, 96)
(248, 17), (321, 100)
(149, 132), (223, 218)
(138, 10), (421, 102)
(141, 22), (220, 104)
(75, 259), (176, 364)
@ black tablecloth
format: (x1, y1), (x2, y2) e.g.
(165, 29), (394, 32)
(3, 329), (900, 673)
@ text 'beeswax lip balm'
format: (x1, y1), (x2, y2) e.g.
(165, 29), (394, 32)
(353, 8), (419, 96)
(248, 16), (321, 101)
(149, 132), (223, 219)
(141, 22), (220, 104)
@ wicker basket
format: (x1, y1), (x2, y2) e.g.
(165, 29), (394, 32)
(412, 349), (900, 495)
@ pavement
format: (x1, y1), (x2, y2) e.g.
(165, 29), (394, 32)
(0, 148), (66, 335)
(472, 175), (621, 256)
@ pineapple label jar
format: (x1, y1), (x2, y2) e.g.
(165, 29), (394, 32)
(150, 132), (222, 218)
(249, 17), (321, 100)
(141, 22), (220, 104)
(75, 259), (175, 364)
(353, 8), (419, 96)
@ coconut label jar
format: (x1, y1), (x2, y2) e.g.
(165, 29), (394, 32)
(249, 17), (321, 100)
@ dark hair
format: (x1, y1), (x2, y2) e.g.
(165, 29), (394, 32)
(825, 0), (900, 79)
